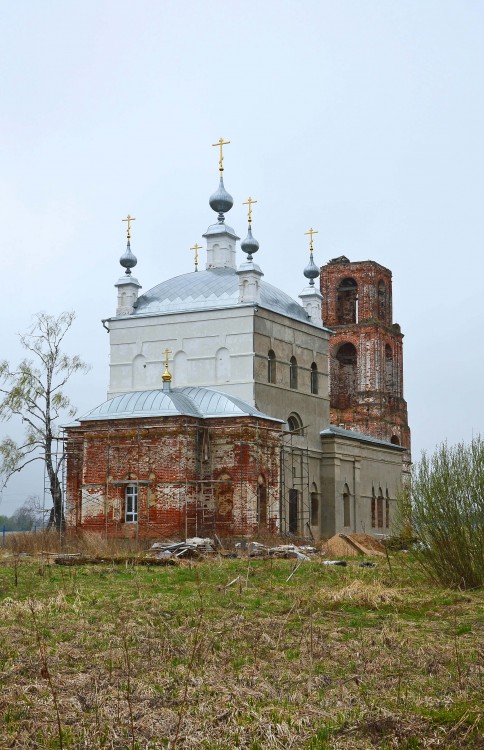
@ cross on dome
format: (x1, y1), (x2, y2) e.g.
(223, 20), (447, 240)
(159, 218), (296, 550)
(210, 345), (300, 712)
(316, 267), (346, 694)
(162, 348), (172, 384)
(119, 214), (138, 276)
(304, 226), (318, 252)
(190, 242), (202, 272)
(242, 196), (257, 226)
(122, 214), (136, 240)
(212, 137), (230, 173)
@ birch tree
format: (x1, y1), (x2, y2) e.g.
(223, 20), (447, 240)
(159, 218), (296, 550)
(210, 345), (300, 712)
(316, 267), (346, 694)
(0, 311), (89, 530)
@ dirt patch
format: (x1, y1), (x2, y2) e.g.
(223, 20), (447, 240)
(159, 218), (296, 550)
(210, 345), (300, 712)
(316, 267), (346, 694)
(323, 533), (385, 557)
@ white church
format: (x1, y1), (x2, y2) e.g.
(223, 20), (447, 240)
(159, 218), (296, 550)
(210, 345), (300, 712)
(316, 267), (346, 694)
(65, 143), (404, 541)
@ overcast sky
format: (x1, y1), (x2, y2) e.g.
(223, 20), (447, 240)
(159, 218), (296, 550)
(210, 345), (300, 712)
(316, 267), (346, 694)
(1, 0), (483, 515)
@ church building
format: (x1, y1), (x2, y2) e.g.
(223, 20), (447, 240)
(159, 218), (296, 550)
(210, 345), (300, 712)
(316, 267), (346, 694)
(65, 142), (407, 541)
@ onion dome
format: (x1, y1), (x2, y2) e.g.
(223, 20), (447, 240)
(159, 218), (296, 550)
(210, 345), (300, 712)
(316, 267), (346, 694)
(241, 225), (259, 261)
(304, 252), (320, 287)
(119, 240), (137, 276)
(209, 176), (234, 222)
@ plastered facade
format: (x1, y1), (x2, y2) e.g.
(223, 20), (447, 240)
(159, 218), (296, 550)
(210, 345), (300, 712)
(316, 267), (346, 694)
(320, 430), (403, 537)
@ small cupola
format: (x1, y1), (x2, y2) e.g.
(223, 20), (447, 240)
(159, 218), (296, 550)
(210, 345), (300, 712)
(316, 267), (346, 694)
(203, 137), (239, 270)
(161, 348), (172, 392)
(115, 214), (141, 316)
(299, 226), (323, 326)
(237, 196), (263, 304)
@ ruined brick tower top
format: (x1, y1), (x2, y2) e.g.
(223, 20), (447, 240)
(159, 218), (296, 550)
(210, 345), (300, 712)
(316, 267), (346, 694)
(322, 256), (394, 327)
(320, 256), (411, 469)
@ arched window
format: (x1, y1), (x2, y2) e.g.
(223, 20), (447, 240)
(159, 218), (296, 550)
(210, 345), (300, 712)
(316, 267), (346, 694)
(267, 350), (276, 384)
(332, 342), (357, 408)
(310, 483), (319, 527)
(257, 475), (267, 527)
(385, 344), (393, 392)
(174, 350), (188, 384)
(336, 277), (358, 324)
(377, 487), (384, 528)
(132, 354), (146, 389)
(343, 483), (351, 527)
(216, 347), (230, 383)
(310, 362), (318, 394)
(125, 485), (138, 523)
(390, 435), (400, 446)
(385, 489), (390, 529)
(287, 413), (303, 434)
(378, 280), (386, 321)
(371, 488), (376, 528)
(289, 356), (298, 389)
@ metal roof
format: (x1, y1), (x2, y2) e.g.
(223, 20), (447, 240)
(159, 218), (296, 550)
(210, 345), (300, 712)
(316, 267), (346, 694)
(80, 386), (282, 423)
(320, 425), (405, 450)
(132, 267), (311, 324)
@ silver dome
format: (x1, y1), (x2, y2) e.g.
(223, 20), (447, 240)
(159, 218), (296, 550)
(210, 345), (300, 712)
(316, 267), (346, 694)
(304, 252), (319, 286)
(240, 225), (259, 260)
(119, 240), (137, 275)
(80, 386), (280, 422)
(133, 267), (311, 323)
(209, 175), (233, 218)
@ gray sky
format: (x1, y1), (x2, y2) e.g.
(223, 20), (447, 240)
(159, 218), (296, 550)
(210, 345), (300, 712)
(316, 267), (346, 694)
(1, 0), (483, 515)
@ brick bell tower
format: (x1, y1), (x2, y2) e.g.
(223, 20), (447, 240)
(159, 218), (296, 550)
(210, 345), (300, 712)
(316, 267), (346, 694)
(320, 256), (411, 470)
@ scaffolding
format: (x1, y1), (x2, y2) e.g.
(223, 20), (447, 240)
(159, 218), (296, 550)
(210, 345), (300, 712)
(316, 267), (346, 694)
(280, 429), (312, 538)
(64, 417), (315, 542)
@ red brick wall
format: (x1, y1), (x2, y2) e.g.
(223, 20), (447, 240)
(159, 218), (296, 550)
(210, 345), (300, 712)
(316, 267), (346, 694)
(321, 258), (394, 327)
(65, 415), (281, 541)
(320, 257), (411, 467)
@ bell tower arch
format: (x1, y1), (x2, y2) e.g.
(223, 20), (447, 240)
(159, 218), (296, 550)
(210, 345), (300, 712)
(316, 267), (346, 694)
(320, 256), (411, 471)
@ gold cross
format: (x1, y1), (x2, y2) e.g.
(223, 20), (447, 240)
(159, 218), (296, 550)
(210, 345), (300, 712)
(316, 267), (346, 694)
(190, 242), (202, 272)
(212, 137), (230, 172)
(163, 348), (172, 369)
(304, 227), (318, 251)
(122, 214), (136, 240)
(242, 196), (257, 225)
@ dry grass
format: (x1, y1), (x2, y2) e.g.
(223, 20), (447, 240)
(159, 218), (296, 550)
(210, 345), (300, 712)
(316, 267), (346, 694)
(0, 554), (482, 749)
(1, 530), (154, 558)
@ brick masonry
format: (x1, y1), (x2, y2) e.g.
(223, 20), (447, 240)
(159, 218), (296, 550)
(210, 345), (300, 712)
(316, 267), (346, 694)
(66, 415), (281, 540)
(320, 256), (411, 469)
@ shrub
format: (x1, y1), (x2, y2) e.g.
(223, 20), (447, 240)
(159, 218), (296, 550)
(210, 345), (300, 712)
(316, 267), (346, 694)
(398, 436), (484, 588)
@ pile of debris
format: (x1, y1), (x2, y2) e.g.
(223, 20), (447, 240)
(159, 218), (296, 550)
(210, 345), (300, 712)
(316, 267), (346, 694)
(237, 541), (318, 560)
(149, 537), (215, 559)
(148, 538), (319, 561)
(323, 533), (385, 557)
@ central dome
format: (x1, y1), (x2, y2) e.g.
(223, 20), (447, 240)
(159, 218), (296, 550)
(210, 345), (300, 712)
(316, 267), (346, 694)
(133, 267), (310, 323)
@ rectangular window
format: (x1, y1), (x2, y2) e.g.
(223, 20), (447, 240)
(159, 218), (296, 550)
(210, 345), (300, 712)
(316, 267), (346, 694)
(385, 498), (390, 528)
(125, 485), (138, 523)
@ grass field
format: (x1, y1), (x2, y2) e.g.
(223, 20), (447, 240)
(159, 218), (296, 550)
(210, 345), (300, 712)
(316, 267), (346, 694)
(0, 550), (482, 749)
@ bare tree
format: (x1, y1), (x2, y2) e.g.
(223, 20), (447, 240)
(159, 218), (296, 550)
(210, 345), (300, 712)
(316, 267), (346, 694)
(0, 312), (89, 530)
